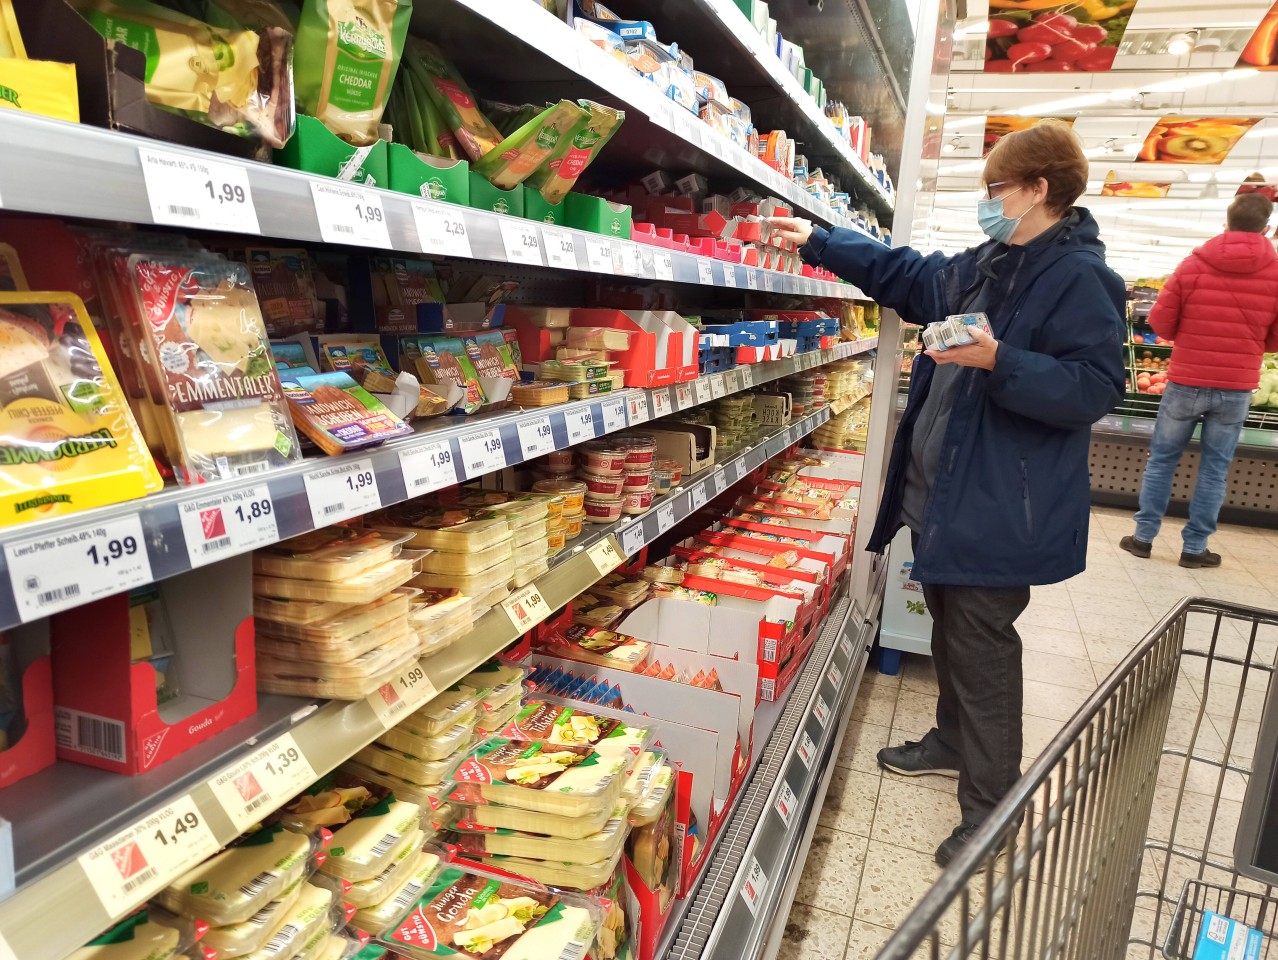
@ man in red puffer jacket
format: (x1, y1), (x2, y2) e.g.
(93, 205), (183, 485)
(1122, 192), (1278, 567)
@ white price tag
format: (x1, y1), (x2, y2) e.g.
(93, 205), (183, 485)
(657, 503), (676, 531)
(740, 857), (768, 916)
(79, 796), (219, 919)
(651, 390), (671, 419)
(178, 484), (278, 568)
(310, 181), (391, 247)
(587, 538), (624, 576)
(691, 485), (708, 509)
(304, 459), (380, 526)
(541, 226), (577, 270)
(566, 407), (598, 443)
(585, 237), (615, 273)
(627, 394), (650, 425)
(726, 458), (745, 484)
(602, 398), (627, 432)
(619, 242), (643, 276)
(499, 220), (544, 266)
(775, 781), (798, 827)
(814, 694), (831, 727)
(399, 441), (457, 495)
(503, 583), (553, 634)
(722, 265), (737, 288)
(839, 635), (853, 660)
(697, 261), (715, 285)
(675, 383), (692, 408)
(828, 663), (843, 687)
(798, 731), (817, 768)
(139, 148), (259, 234)
(413, 201), (472, 258)
(710, 375), (727, 399)
(764, 271), (776, 292)
(619, 522), (646, 557)
(368, 661), (437, 729)
(694, 380), (712, 404)
(741, 365), (754, 387)
(517, 416), (556, 459)
(709, 468), (726, 495)
(746, 270), (759, 290)
(655, 251), (675, 281)
(6, 516), (153, 622)
(459, 428), (507, 478)
(207, 733), (316, 832)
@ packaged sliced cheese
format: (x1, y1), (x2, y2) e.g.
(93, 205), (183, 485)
(369, 512), (513, 553)
(402, 689), (481, 737)
(321, 796), (423, 882)
(501, 702), (652, 760)
(256, 647), (419, 700)
(415, 539), (512, 576)
(628, 759), (672, 827)
(254, 556), (418, 606)
(378, 720), (472, 762)
(449, 739), (629, 819)
(354, 741), (465, 787)
(70, 907), (199, 960)
(257, 624), (418, 679)
(204, 877), (306, 957)
(280, 370), (413, 456)
(410, 558), (514, 596)
(458, 662), (526, 713)
(338, 759), (454, 812)
(341, 828), (427, 908)
(458, 845), (624, 893)
(238, 882), (336, 960)
(450, 799), (628, 865)
(255, 529), (414, 583)
(351, 848), (443, 936)
(256, 616), (411, 664)
(257, 587), (419, 644)
(471, 698), (523, 738)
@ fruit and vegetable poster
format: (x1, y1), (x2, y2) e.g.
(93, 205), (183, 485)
(984, 0), (1139, 73)
(1240, 0), (1278, 69)
(1136, 117), (1261, 164)
(983, 116), (1074, 156)
(1100, 176), (1171, 198)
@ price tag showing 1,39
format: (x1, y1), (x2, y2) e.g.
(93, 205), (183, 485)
(541, 226), (577, 270)
(503, 583), (553, 634)
(310, 180), (391, 247)
(79, 795), (219, 919)
(304, 459), (380, 526)
(585, 237), (615, 274)
(499, 220), (544, 266)
(368, 662), (437, 729)
(587, 538), (624, 576)
(139, 147), (260, 234)
(517, 416), (555, 459)
(627, 394), (650, 425)
(399, 440), (457, 496)
(741, 857), (768, 916)
(619, 522), (646, 557)
(602, 398), (627, 432)
(459, 428), (506, 478)
(413, 201), (473, 258)
(6, 515), (154, 622)
(178, 483), (278, 569)
(655, 251), (675, 281)
(775, 781), (798, 827)
(697, 261), (715, 285)
(814, 694), (831, 727)
(207, 733), (317, 832)
(694, 379), (712, 405)
(566, 407), (597, 443)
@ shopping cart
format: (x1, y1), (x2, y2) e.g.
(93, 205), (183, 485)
(873, 597), (1278, 960)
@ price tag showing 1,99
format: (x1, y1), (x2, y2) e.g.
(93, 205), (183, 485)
(566, 407), (597, 443)
(499, 220), (544, 266)
(310, 180), (391, 247)
(541, 226), (577, 270)
(304, 459), (380, 526)
(651, 390), (671, 419)
(503, 583), (553, 634)
(458, 428), (506, 478)
(207, 733), (316, 832)
(368, 662), (437, 729)
(139, 147), (260, 234)
(178, 483), (278, 568)
(698, 261), (715, 285)
(602, 398), (627, 432)
(517, 416), (555, 459)
(586, 538), (624, 576)
(741, 857), (768, 916)
(413, 201), (472, 258)
(399, 440), (457, 496)
(775, 781), (798, 827)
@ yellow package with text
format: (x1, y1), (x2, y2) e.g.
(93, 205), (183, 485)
(0, 58), (79, 124)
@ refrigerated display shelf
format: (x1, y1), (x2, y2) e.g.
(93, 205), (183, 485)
(0, 110), (861, 301)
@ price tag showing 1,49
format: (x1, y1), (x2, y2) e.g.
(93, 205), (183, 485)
(566, 407), (597, 443)
(6, 515), (154, 622)
(691, 484), (708, 510)
(413, 201), (473, 258)
(657, 503), (676, 532)
(207, 733), (316, 832)
(310, 181), (391, 247)
(399, 440), (457, 496)
(499, 220), (544, 266)
(503, 584), (553, 634)
(458, 428), (506, 478)
(139, 147), (260, 234)
(368, 662), (437, 729)
(517, 416), (555, 459)
(304, 459), (380, 526)
(619, 522), (646, 557)
(178, 483), (278, 569)
(587, 538), (624, 576)
(541, 226), (578, 270)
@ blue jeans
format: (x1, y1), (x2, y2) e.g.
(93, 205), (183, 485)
(1133, 382), (1251, 552)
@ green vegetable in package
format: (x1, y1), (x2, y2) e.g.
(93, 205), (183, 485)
(525, 100), (624, 202)
(294, 0), (411, 146)
(472, 99), (590, 190)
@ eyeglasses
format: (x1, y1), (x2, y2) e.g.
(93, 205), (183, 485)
(983, 181), (1017, 201)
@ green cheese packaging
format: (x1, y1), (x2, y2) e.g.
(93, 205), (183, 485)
(524, 101), (625, 203)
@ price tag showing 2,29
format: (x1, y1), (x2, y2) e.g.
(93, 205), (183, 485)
(798, 730), (817, 769)
(503, 583), (553, 635)
(627, 394), (650, 425)
(585, 237), (615, 274)
(651, 390), (671, 419)
(602, 397), (627, 432)
(541, 226), (577, 270)
(517, 416), (556, 460)
(691, 484), (708, 510)
(458, 428), (506, 478)
(587, 538), (624, 576)
(722, 264), (737, 288)
(79, 795), (219, 919)
(6, 515), (154, 622)
(619, 521), (646, 557)
(413, 200), (473, 259)
(399, 440), (457, 496)
(304, 458), (380, 526)
(693, 379), (712, 405)
(814, 694), (831, 728)
(566, 407), (597, 444)
(499, 219), (544, 266)
(740, 856), (768, 916)
(675, 383), (693, 408)
(774, 780), (798, 828)
(310, 180), (391, 247)
(746, 269), (760, 290)
(697, 260), (715, 285)
(657, 502), (676, 532)
(178, 483), (278, 569)
(207, 732), (317, 832)
(368, 661), (437, 729)
(139, 147), (260, 234)
(710, 375), (727, 400)
(655, 251), (675, 281)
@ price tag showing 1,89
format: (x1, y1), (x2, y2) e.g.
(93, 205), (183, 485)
(541, 226), (577, 270)
(368, 662), (437, 729)
(517, 416), (555, 459)
(178, 484), (278, 568)
(304, 459), (380, 526)
(207, 733), (316, 832)
(139, 147), (260, 234)
(399, 441), (457, 496)
(310, 180), (391, 247)
(499, 220), (544, 266)
(741, 857), (768, 916)
(413, 201), (473, 258)
(459, 428), (506, 478)
(503, 583), (553, 634)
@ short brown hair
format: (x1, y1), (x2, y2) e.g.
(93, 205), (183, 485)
(982, 120), (1090, 216)
(1227, 192), (1273, 232)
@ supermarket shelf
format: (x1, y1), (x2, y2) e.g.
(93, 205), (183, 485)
(0, 110), (864, 301)
(1094, 413), (1278, 453)
(0, 336), (875, 632)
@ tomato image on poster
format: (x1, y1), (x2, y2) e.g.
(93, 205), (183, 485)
(1136, 117), (1261, 164)
(984, 0), (1139, 73)
(983, 116), (1074, 156)
(1240, 0), (1278, 68)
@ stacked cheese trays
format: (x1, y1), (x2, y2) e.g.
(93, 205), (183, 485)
(253, 529), (425, 699)
(442, 489), (556, 586)
(535, 620), (651, 673)
(537, 355), (617, 399)
(70, 907), (209, 960)
(571, 570), (652, 632)
(713, 395), (758, 448)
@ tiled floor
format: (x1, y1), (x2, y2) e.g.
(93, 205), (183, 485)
(781, 506), (1278, 959)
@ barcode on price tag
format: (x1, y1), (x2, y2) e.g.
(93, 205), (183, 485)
(310, 181), (391, 247)
(709, 468), (726, 495)
(655, 252), (674, 280)
(6, 515), (154, 622)
(651, 390), (671, 419)
(814, 694), (831, 727)
(798, 731), (816, 768)
(710, 375), (727, 399)
(368, 662), (437, 729)
(657, 503), (676, 531)
(400, 441), (457, 495)
(139, 148), (260, 234)
(694, 380), (712, 404)
(619, 242), (643, 276)
(585, 237), (614, 273)
(587, 538), (624, 576)
(413, 201), (472, 258)
(459, 428), (506, 478)
(740, 857), (768, 915)
(207, 733), (316, 832)
(627, 394), (649, 424)
(722, 265), (737, 287)
(541, 226), (577, 270)
(619, 522), (646, 556)
(499, 220), (544, 265)
(726, 459), (745, 483)
(178, 483), (278, 568)
(602, 398), (626, 432)
(304, 459), (380, 526)
(775, 781), (798, 827)
(675, 383), (692, 408)
(741, 365), (753, 388)
(503, 584), (552, 634)
(517, 416), (555, 459)
(566, 407), (597, 443)
(79, 795), (219, 919)
(697, 261), (715, 285)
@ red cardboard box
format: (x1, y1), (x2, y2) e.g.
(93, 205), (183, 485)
(0, 623), (55, 789)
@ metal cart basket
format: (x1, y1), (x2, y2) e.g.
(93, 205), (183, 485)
(874, 598), (1278, 959)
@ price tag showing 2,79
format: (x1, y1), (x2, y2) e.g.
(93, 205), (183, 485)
(399, 440), (457, 496)
(207, 733), (316, 832)
(517, 416), (555, 459)
(459, 428), (506, 478)
(368, 662), (437, 729)
(79, 795), (219, 919)
(139, 147), (260, 234)
(503, 583), (553, 635)
(587, 538), (624, 576)
(499, 220), (544, 266)
(310, 180), (391, 247)
(6, 515), (154, 622)
(304, 459), (380, 526)
(178, 483), (278, 569)
(413, 201), (473, 259)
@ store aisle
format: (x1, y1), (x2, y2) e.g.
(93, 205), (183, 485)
(783, 505), (1278, 959)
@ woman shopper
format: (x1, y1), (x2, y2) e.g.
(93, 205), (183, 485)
(770, 120), (1126, 867)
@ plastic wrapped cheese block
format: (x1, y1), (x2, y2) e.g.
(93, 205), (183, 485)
(257, 614), (414, 664)
(321, 797), (423, 882)
(414, 539), (512, 576)
(255, 529), (415, 582)
(354, 741), (465, 787)
(501, 702), (653, 761)
(351, 848), (442, 936)
(459, 663), (527, 712)
(157, 824), (314, 926)
(410, 558), (514, 596)
(255, 556), (418, 605)
(342, 828), (427, 908)
(462, 846), (624, 892)
(472, 698), (523, 737)
(378, 863), (603, 960)
(204, 877), (305, 957)
(252, 594), (355, 627)
(70, 908), (195, 960)
(257, 647), (419, 700)
(339, 759), (453, 812)
(239, 883), (335, 960)
(258, 626), (418, 680)
(446, 793), (613, 840)
(403, 690), (482, 737)
(450, 739), (629, 818)
(628, 761), (673, 827)
(512, 558), (549, 588)
(369, 513), (513, 553)
(418, 618), (469, 659)
(258, 588), (419, 643)
(378, 720), (472, 762)
(451, 799), (628, 864)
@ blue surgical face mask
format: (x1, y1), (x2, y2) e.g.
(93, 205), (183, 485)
(977, 185), (1032, 244)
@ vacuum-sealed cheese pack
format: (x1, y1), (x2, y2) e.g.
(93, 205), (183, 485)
(351, 847), (442, 935)
(70, 907), (199, 960)
(500, 701), (651, 759)
(203, 877), (305, 958)
(449, 738), (628, 818)
(321, 795), (423, 882)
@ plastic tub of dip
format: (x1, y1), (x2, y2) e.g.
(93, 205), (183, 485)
(622, 486), (654, 515)
(615, 434), (657, 467)
(578, 444), (628, 475)
(584, 495), (622, 523)
(532, 479), (586, 512)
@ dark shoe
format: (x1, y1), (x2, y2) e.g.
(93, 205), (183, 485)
(877, 739), (959, 779)
(935, 821), (981, 868)
(1120, 536), (1152, 559)
(1180, 549), (1221, 568)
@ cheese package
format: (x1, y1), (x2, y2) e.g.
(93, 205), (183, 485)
(471, 697), (523, 738)
(540, 625), (650, 672)
(341, 828), (427, 908)
(411, 558), (515, 596)
(378, 863), (603, 960)
(254, 556), (419, 606)
(451, 799), (629, 864)
(458, 662), (526, 713)
(321, 796), (424, 882)
(125, 255), (301, 484)
(238, 883), (336, 960)
(415, 539), (512, 576)
(512, 558), (549, 589)
(449, 738), (629, 818)
(352, 847), (443, 936)
(378, 720), (473, 762)
(408, 589), (476, 645)
(402, 689), (482, 736)
(355, 741), (466, 787)
(256, 645), (419, 700)
(0, 294), (163, 526)
(339, 758), (454, 811)
(256, 616), (412, 664)
(157, 824), (315, 926)
(253, 594), (361, 627)
(446, 793), (614, 840)
(257, 587), (419, 645)
(317, 335), (395, 381)
(281, 370), (413, 456)
(500, 702), (652, 759)
(255, 529), (415, 582)
(70, 908), (203, 960)
(458, 846), (624, 893)
(369, 511), (513, 553)
(204, 877), (306, 957)
(257, 623), (418, 679)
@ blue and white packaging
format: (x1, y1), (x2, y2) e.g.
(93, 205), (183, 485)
(1193, 911), (1264, 960)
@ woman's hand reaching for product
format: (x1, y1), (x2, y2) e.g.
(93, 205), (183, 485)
(767, 216), (814, 247)
(926, 326), (1000, 371)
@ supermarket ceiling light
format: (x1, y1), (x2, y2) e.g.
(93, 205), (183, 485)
(1166, 30), (1199, 56)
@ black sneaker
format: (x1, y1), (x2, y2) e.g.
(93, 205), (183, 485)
(1180, 549), (1222, 568)
(935, 821), (981, 868)
(1120, 536), (1152, 559)
(877, 740), (959, 779)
